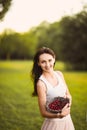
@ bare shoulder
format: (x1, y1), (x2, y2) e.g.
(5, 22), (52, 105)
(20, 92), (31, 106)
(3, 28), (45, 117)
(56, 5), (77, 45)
(37, 79), (46, 88)
(56, 70), (64, 77)
(37, 79), (46, 95)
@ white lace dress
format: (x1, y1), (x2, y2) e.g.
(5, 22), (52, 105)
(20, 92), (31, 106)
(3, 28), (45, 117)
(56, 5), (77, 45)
(39, 71), (75, 130)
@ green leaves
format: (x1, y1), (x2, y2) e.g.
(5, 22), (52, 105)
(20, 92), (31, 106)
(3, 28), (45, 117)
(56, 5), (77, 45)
(0, 0), (12, 20)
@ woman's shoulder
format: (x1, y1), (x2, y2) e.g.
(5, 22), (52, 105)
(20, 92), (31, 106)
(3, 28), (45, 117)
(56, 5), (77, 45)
(37, 78), (45, 87)
(55, 70), (66, 83)
(37, 79), (47, 95)
(55, 70), (63, 77)
(37, 77), (46, 89)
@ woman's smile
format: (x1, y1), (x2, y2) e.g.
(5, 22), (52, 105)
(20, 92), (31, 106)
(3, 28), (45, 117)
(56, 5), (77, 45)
(38, 53), (55, 72)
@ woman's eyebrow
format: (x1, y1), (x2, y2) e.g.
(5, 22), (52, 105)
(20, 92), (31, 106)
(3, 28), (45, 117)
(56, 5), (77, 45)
(40, 59), (46, 62)
(41, 58), (52, 62)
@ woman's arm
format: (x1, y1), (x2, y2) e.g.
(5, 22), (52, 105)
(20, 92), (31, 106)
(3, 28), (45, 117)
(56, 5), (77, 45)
(37, 79), (70, 118)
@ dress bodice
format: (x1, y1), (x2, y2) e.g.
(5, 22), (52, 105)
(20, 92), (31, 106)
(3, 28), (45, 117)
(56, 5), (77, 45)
(39, 71), (67, 102)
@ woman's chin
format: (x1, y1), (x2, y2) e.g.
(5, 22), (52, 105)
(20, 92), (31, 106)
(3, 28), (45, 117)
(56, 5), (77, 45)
(45, 68), (53, 72)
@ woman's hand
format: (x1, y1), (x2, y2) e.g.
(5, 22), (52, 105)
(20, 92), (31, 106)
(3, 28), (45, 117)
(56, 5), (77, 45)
(64, 95), (72, 107)
(60, 103), (70, 117)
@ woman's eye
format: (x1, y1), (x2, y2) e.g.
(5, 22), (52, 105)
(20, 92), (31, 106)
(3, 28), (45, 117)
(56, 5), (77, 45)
(49, 59), (52, 62)
(41, 61), (45, 64)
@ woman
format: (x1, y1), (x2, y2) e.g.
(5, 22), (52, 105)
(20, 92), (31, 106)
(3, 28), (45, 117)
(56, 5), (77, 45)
(31, 47), (75, 130)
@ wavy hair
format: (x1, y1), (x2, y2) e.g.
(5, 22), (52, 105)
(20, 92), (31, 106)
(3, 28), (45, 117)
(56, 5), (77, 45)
(31, 47), (56, 96)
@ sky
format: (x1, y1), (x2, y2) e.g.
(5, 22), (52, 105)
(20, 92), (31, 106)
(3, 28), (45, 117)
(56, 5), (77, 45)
(0, 0), (87, 33)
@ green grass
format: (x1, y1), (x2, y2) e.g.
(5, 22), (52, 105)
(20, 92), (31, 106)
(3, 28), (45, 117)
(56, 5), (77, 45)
(0, 61), (87, 130)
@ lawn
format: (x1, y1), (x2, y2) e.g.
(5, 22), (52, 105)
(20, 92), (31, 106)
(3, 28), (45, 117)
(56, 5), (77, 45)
(0, 61), (87, 130)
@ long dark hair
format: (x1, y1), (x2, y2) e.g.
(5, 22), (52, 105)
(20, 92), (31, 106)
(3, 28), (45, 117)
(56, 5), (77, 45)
(31, 47), (56, 96)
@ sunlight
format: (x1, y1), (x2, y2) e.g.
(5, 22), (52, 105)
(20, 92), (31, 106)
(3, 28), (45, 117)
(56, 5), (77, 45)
(0, 0), (87, 33)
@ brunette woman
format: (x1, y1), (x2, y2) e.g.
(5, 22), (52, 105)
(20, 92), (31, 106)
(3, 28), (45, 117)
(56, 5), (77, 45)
(31, 47), (75, 130)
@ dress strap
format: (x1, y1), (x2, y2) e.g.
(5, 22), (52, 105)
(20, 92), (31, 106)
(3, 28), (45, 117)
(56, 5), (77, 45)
(54, 71), (63, 81)
(39, 75), (52, 90)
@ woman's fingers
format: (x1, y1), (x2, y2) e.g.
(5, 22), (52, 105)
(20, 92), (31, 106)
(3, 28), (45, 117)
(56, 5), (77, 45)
(61, 103), (70, 117)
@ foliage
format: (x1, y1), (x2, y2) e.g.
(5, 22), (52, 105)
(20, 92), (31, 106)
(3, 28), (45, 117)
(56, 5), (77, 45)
(34, 21), (62, 60)
(21, 28), (38, 58)
(0, 31), (28, 59)
(35, 10), (87, 70)
(0, 29), (38, 59)
(0, 9), (87, 70)
(33, 21), (51, 49)
(0, 0), (12, 20)
(0, 61), (87, 130)
(34, 10), (87, 70)
(58, 11), (87, 70)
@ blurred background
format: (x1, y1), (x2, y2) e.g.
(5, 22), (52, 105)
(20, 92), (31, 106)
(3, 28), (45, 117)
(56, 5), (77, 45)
(0, 0), (87, 130)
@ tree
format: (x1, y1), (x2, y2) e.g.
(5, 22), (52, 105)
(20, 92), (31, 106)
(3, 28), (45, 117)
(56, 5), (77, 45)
(0, 29), (38, 60)
(34, 21), (50, 49)
(58, 10), (87, 70)
(0, 0), (12, 20)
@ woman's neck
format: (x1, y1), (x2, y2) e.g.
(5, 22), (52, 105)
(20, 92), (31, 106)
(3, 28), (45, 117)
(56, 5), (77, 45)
(43, 70), (55, 78)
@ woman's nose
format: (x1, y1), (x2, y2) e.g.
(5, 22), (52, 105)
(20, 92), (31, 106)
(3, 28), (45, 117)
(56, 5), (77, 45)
(46, 62), (50, 67)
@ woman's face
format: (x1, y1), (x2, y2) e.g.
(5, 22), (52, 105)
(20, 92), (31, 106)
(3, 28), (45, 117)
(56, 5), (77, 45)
(38, 53), (55, 72)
